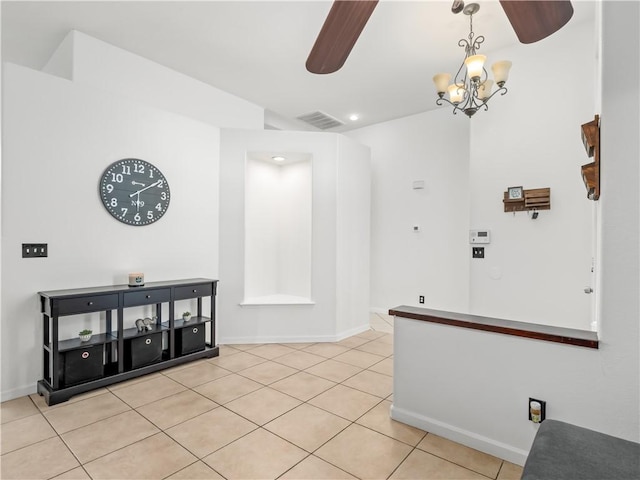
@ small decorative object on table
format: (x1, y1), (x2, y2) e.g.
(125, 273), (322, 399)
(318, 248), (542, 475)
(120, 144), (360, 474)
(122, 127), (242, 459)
(79, 329), (93, 342)
(128, 273), (145, 287)
(135, 317), (155, 332)
(182, 311), (192, 322)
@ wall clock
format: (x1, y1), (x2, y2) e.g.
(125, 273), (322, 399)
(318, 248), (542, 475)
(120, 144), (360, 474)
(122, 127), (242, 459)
(99, 158), (170, 226)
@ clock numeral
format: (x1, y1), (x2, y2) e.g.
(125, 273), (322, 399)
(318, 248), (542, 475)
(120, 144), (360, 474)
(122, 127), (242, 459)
(105, 184), (114, 193)
(157, 180), (164, 188)
(149, 169), (154, 179)
(111, 173), (124, 183)
(134, 163), (145, 174)
(120, 208), (128, 217)
(110, 198), (118, 207)
(147, 211), (154, 220)
(121, 165), (131, 175)
(161, 192), (167, 201)
(155, 203), (162, 211)
(134, 213), (141, 222)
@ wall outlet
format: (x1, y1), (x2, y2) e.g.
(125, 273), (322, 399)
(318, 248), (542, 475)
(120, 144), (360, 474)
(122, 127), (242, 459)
(22, 243), (48, 258)
(419, 295), (425, 304)
(472, 247), (484, 258)
(529, 397), (546, 423)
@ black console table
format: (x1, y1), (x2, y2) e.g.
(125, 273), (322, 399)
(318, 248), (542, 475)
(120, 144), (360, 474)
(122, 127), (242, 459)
(37, 278), (219, 405)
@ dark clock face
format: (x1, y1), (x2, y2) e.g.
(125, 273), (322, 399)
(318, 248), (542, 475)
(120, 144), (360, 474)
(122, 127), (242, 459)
(99, 159), (170, 226)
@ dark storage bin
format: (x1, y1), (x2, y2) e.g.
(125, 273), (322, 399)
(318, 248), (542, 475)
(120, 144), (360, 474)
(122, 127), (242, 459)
(175, 325), (205, 355)
(125, 332), (162, 369)
(59, 345), (104, 387)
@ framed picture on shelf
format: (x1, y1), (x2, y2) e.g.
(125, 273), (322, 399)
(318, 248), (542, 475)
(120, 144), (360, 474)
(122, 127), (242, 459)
(507, 186), (524, 200)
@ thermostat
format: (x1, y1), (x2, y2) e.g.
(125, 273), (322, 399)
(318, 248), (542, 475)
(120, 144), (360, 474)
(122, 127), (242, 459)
(469, 230), (491, 244)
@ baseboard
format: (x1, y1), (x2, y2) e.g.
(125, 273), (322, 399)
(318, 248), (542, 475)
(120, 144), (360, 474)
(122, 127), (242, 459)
(336, 323), (371, 340)
(220, 323), (370, 345)
(390, 404), (528, 466)
(2, 383), (37, 403)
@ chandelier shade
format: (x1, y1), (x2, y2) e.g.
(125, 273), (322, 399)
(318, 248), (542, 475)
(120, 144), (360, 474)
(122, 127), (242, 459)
(491, 60), (513, 86)
(447, 84), (466, 104)
(433, 73), (452, 94)
(477, 79), (493, 100)
(464, 54), (486, 81)
(433, 3), (511, 118)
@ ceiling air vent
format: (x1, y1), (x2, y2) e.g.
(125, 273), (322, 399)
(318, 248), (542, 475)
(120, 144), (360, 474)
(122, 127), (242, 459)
(297, 111), (344, 130)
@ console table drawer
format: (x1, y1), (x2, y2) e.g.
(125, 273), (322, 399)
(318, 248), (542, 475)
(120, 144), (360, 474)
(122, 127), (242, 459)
(174, 283), (213, 300)
(55, 294), (119, 316)
(123, 289), (171, 307)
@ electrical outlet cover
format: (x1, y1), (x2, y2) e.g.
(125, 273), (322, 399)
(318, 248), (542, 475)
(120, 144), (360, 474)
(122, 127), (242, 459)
(529, 397), (547, 423)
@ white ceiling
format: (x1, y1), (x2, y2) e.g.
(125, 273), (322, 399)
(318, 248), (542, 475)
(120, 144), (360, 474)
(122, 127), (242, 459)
(1, 1), (596, 132)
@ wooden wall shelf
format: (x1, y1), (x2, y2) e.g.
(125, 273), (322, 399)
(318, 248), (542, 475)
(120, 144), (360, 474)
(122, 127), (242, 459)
(503, 187), (551, 213)
(581, 114), (600, 200)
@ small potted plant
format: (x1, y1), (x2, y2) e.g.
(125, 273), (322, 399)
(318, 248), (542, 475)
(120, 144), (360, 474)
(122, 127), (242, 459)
(79, 329), (93, 342)
(182, 311), (192, 322)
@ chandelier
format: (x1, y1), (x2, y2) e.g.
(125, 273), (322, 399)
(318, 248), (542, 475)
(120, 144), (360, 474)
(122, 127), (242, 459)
(432, 3), (512, 118)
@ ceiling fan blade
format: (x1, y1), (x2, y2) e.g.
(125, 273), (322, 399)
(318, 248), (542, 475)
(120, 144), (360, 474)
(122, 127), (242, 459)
(306, 0), (378, 74)
(500, 0), (574, 44)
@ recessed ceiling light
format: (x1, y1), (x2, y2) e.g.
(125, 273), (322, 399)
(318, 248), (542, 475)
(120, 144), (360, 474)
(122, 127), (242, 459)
(349, 114), (360, 121)
(272, 156), (286, 162)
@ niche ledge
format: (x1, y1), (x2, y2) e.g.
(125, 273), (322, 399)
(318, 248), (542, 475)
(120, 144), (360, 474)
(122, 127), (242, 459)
(241, 294), (315, 306)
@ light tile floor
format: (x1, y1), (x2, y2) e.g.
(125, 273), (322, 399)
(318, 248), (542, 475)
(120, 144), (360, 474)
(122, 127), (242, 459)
(0, 325), (523, 479)
(370, 312), (394, 334)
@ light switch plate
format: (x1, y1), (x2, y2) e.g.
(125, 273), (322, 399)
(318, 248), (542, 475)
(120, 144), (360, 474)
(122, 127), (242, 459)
(22, 243), (48, 258)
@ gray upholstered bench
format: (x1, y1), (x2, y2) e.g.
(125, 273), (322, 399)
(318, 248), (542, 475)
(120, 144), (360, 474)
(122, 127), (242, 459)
(521, 419), (640, 480)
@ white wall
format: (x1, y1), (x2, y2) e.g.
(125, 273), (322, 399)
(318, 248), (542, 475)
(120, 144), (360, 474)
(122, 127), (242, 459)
(336, 135), (372, 334)
(347, 108), (471, 314)
(44, 31), (264, 130)
(245, 159), (281, 299)
(276, 160), (313, 299)
(391, 0), (639, 465)
(596, 0), (639, 443)
(1, 63), (220, 400)
(219, 129), (370, 343)
(244, 156), (312, 301)
(348, 18), (597, 331)
(468, 20), (596, 329)
(1, 30), (371, 400)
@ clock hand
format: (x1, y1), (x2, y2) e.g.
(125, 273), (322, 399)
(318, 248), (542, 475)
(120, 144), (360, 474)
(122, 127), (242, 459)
(131, 181), (146, 187)
(133, 192), (141, 212)
(129, 180), (162, 197)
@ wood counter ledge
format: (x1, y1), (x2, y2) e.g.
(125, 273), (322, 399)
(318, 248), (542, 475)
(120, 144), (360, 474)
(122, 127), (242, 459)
(388, 306), (599, 349)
